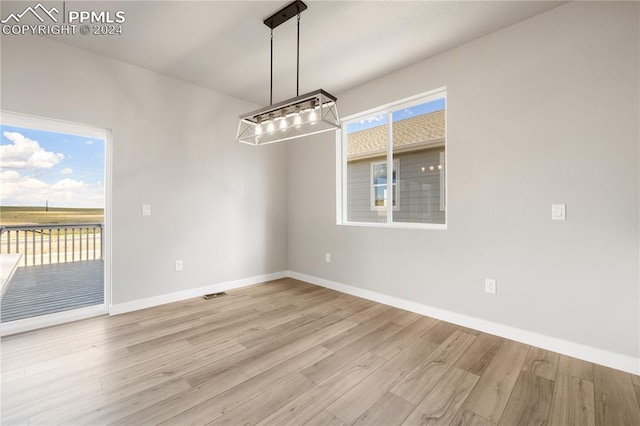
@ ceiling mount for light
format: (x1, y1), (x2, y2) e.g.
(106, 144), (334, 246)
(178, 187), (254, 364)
(237, 0), (340, 146)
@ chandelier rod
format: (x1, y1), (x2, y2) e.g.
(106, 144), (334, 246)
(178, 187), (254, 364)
(263, 1), (307, 105)
(270, 28), (273, 106)
(297, 13), (300, 97)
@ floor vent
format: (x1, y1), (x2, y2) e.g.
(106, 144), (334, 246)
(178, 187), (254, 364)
(203, 292), (227, 300)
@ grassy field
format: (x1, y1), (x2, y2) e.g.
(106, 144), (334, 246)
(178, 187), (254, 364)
(0, 206), (104, 226)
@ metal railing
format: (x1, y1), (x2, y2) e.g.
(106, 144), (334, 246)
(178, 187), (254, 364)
(0, 223), (103, 267)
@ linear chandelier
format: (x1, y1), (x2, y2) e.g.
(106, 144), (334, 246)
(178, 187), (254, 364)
(236, 0), (340, 146)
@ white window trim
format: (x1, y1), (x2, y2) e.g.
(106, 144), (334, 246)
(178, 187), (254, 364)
(370, 159), (399, 211)
(336, 87), (447, 230)
(0, 110), (108, 140)
(439, 151), (446, 212)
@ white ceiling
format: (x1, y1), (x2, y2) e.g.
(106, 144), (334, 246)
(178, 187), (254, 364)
(23, 1), (566, 105)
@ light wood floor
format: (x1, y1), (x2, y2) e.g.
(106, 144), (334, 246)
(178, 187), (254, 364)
(2, 278), (640, 425)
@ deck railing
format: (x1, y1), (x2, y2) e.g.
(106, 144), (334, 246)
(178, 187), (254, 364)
(0, 223), (103, 267)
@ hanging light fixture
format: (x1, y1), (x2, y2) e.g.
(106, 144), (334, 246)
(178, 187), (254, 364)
(236, 0), (340, 146)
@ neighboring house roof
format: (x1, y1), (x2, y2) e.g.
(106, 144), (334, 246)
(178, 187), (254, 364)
(347, 109), (445, 161)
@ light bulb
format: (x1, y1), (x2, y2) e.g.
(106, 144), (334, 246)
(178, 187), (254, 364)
(255, 124), (262, 135)
(279, 117), (288, 131)
(309, 110), (317, 123)
(293, 113), (302, 127)
(437, 164), (442, 170)
(267, 121), (275, 133)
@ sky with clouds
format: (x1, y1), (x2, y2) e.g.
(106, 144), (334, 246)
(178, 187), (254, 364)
(346, 97), (445, 133)
(0, 125), (105, 208)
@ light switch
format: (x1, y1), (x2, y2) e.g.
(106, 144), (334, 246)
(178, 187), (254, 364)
(142, 204), (151, 216)
(485, 279), (497, 294)
(551, 204), (566, 221)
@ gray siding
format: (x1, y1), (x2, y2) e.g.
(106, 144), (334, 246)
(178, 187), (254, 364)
(346, 159), (386, 223)
(346, 147), (445, 224)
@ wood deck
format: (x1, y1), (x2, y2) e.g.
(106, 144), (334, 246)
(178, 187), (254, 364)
(1, 278), (639, 425)
(1, 260), (103, 323)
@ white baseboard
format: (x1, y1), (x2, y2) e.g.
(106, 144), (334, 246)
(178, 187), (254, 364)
(287, 270), (640, 376)
(8, 269), (636, 375)
(109, 271), (288, 316)
(1, 304), (108, 337)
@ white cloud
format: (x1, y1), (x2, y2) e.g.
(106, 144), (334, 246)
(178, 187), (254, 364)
(0, 131), (64, 169)
(359, 115), (385, 125)
(85, 140), (94, 145)
(0, 171), (103, 208)
(0, 170), (48, 193)
(52, 178), (85, 190)
(61, 167), (73, 175)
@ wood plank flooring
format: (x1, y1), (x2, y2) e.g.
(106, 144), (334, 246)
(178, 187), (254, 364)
(2, 278), (640, 425)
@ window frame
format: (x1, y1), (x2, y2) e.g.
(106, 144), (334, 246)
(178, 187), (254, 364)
(0, 109), (113, 323)
(336, 87), (447, 230)
(439, 151), (446, 212)
(370, 159), (399, 211)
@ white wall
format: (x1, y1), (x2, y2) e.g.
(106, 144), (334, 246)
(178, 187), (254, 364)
(1, 36), (288, 305)
(1, 1), (638, 369)
(288, 1), (640, 361)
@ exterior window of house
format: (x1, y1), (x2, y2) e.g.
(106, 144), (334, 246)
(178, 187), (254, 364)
(338, 88), (446, 228)
(371, 160), (398, 210)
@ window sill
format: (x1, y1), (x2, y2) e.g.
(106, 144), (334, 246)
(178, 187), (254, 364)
(338, 221), (447, 230)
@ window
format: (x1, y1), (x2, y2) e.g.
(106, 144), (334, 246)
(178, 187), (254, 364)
(338, 88), (446, 228)
(371, 159), (398, 210)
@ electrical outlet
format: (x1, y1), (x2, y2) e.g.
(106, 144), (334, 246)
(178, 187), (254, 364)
(175, 260), (184, 271)
(485, 279), (497, 294)
(142, 204), (151, 216)
(325, 253), (331, 263)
